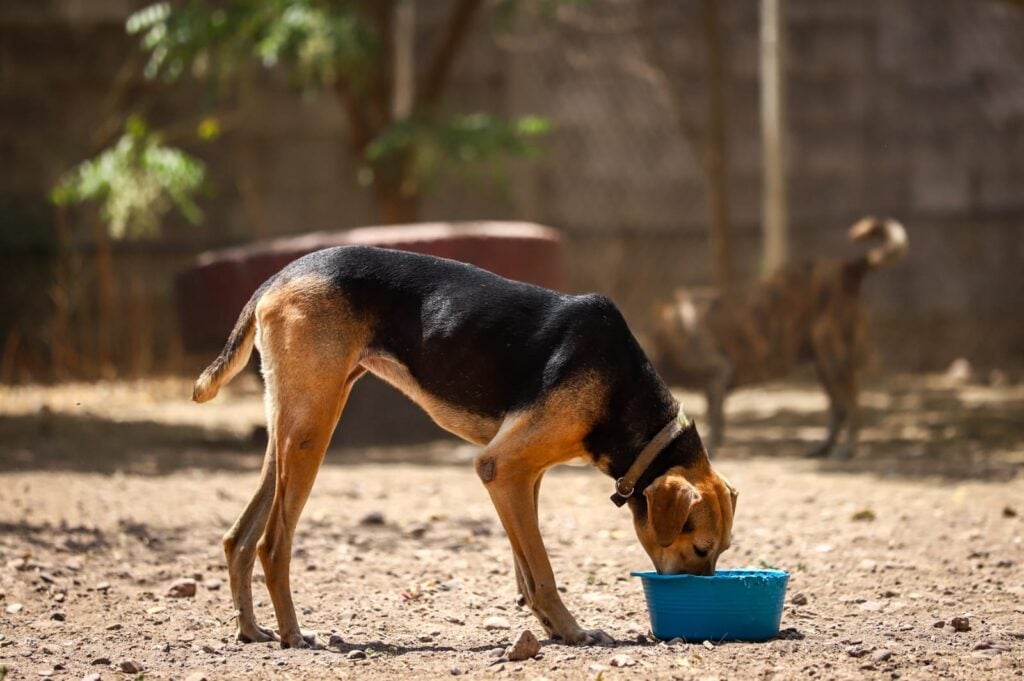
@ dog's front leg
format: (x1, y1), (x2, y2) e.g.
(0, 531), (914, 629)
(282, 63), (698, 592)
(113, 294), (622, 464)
(476, 451), (613, 646)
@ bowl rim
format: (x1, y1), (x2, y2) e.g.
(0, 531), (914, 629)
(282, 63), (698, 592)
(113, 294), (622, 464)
(630, 568), (789, 581)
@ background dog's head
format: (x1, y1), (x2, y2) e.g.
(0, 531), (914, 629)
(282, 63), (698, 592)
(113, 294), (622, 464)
(628, 457), (737, 575)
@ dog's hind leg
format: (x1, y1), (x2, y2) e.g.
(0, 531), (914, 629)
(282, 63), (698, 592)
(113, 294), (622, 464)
(251, 279), (367, 649)
(223, 436), (278, 643)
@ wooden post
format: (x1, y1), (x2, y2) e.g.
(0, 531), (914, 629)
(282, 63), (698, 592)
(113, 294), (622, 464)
(761, 0), (788, 272)
(700, 0), (734, 293)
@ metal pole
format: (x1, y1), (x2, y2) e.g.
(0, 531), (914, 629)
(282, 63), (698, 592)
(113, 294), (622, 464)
(761, 0), (788, 272)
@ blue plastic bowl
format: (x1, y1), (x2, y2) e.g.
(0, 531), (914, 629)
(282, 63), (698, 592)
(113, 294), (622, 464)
(631, 569), (789, 642)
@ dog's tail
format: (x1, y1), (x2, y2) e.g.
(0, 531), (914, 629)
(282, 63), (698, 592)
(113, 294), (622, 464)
(192, 280), (273, 403)
(848, 216), (908, 271)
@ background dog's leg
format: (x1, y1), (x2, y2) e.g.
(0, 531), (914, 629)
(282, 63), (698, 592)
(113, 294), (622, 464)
(809, 356), (842, 458)
(223, 436), (278, 643)
(705, 360), (731, 452)
(831, 367), (860, 460)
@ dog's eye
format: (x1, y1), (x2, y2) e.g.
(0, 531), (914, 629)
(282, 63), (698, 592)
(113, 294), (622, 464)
(693, 544), (710, 558)
(681, 519), (695, 534)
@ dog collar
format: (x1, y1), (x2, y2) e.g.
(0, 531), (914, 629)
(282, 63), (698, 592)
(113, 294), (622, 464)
(610, 406), (689, 507)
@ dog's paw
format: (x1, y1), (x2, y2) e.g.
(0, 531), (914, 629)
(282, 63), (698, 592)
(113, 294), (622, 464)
(237, 623), (278, 644)
(564, 628), (615, 646)
(805, 441), (833, 459)
(280, 630), (321, 649)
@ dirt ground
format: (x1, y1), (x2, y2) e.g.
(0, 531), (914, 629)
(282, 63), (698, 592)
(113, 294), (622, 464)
(1, 373), (1022, 680)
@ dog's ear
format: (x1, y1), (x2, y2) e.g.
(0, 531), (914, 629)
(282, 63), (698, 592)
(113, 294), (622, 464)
(644, 474), (701, 548)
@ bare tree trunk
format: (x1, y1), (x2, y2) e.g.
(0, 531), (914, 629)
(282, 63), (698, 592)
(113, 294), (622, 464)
(700, 0), (734, 293)
(761, 0), (789, 272)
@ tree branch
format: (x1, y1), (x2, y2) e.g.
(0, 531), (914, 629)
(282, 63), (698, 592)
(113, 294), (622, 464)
(636, 0), (702, 154)
(417, 0), (485, 109)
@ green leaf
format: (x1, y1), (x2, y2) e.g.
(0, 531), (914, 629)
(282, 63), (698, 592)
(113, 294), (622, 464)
(51, 118), (206, 239)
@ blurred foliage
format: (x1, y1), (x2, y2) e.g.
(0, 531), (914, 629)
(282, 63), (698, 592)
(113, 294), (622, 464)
(52, 117), (205, 240)
(366, 113), (551, 188)
(126, 0), (378, 89)
(54, 1), (556, 233)
(125, 1), (548, 198)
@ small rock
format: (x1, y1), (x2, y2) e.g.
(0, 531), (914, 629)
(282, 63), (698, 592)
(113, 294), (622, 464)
(445, 615), (466, 625)
(483, 616), (511, 631)
(119, 660), (142, 674)
(667, 637), (686, 645)
(82, 674), (102, 681)
(6, 603), (23, 614)
(167, 578), (197, 598)
(859, 600), (885, 612)
(50, 612), (66, 621)
(488, 647), (506, 658)
(407, 524), (429, 539)
(791, 592), (808, 606)
(105, 623), (122, 631)
(609, 654), (636, 668)
(933, 620), (946, 628)
(95, 582), (111, 592)
(504, 629), (540, 661)
(851, 509), (876, 522)
(328, 633), (345, 647)
(347, 649), (367, 660)
(846, 646), (871, 658)
(203, 578), (222, 591)
(702, 640), (714, 650)
(360, 511), (385, 525)
(872, 649), (893, 663)
(185, 674), (209, 681)
(451, 668), (463, 676)
(951, 617), (971, 632)
(1004, 506), (1018, 518)
(201, 644), (218, 654)
(90, 657), (110, 666)
(418, 634), (433, 643)
(774, 627), (805, 640)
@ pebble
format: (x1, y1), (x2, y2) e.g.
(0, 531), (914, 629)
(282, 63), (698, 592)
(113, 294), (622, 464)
(609, 654), (636, 668)
(846, 646), (870, 658)
(105, 623), (122, 631)
(360, 511), (386, 525)
(6, 603), (23, 614)
(488, 647), (506, 658)
(505, 629), (541, 661)
(451, 668), (463, 676)
(932, 620), (945, 628)
(872, 649), (893, 663)
(167, 578), (197, 598)
(951, 617), (971, 632)
(203, 578), (222, 591)
(185, 674), (209, 681)
(483, 616), (511, 631)
(702, 640), (714, 650)
(82, 674), (101, 681)
(328, 633), (345, 647)
(90, 657), (111, 666)
(347, 649), (367, 660)
(119, 660), (142, 674)
(791, 592), (808, 606)
(50, 612), (66, 621)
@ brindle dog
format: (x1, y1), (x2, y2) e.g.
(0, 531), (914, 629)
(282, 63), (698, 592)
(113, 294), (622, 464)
(648, 217), (907, 459)
(193, 246), (736, 648)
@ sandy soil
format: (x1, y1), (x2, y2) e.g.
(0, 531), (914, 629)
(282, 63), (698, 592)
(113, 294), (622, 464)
(0, 374), (1022, 680)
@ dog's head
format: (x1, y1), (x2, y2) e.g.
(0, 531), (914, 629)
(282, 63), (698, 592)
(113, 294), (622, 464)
(629, 460), (737, 575)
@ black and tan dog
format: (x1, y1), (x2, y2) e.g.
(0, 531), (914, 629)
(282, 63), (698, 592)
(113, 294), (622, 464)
(193, 246), (737, 648)
(648, 217), (908, 459)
